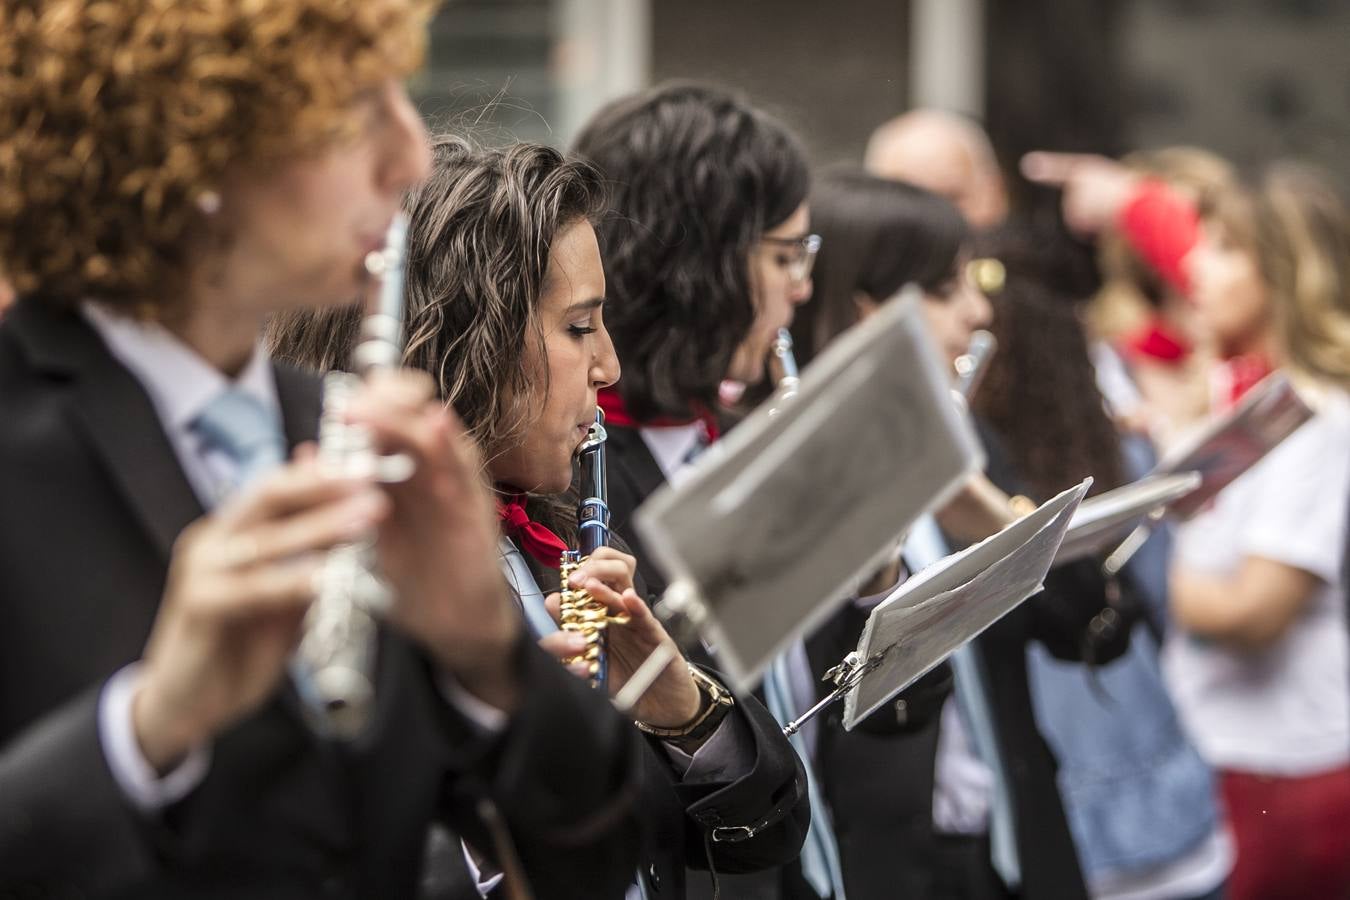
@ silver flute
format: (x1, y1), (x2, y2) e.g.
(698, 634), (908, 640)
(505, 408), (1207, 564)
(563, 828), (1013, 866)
(294, 213), (410, 739)
(954, 329), (997, 401)
(767, 327), (801, 415)
(558, 409), (625, 691)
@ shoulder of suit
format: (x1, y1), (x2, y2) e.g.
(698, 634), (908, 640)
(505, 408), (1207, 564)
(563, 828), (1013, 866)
(270, 360), (323, 400)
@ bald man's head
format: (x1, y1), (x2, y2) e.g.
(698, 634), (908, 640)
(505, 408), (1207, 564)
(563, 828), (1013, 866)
(865, 109), (1008, 229)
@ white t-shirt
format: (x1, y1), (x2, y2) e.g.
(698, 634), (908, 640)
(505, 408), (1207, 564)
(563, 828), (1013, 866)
(1163, 385), (1350, 775)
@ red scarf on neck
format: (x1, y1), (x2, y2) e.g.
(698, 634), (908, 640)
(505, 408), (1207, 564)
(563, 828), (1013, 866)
(495, 492), (567, 568)
(1121, 317), (1193, 366)
(597, 387), (720, 443)
(1221, 354), (1275, 409)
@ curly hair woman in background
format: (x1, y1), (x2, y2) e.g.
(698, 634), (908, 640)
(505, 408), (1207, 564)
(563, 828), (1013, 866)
(971, 225), (1231, 900)
(790, 170), (1132, 900)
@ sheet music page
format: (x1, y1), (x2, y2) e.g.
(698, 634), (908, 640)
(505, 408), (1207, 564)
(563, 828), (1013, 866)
(843, 479), (1089, 730)
(1053, 471), (1201, 565)
(1153, 371), (1313, 519)
(635, 289), (985, 691)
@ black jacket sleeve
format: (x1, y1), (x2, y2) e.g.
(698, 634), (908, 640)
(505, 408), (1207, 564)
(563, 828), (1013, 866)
(666, 689), (810, 875)
(438, 636), (646, 900)
(0, 688), (164, 894)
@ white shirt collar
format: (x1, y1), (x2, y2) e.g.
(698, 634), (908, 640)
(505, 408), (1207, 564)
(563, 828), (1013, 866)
(639, 422), (708, 484)
(81, 302), (279, 433)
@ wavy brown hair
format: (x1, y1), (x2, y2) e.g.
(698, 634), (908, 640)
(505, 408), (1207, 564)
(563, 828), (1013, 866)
(268, 135), (607, 468)
(572, 82), (810, 420)
(0, 0), (432, 311)
(972, 224), (1126, 500)
(1204, 163), (1350, 391)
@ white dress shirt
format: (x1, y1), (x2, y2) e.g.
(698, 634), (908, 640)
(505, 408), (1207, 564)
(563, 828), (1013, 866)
(84, 304), (506, 815)
(639, 422), (710, 486)
(85, 303), (272, 811)
(83, 303), (279, 507)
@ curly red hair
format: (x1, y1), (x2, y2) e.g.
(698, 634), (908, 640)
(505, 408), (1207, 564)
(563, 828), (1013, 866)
(0, 0), (433, 310)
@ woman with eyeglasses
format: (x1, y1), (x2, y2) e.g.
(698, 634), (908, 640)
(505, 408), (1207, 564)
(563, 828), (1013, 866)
(572, 83), (853, 900)
(569, 82), (816, 595)
(968, 223), (1230, 900)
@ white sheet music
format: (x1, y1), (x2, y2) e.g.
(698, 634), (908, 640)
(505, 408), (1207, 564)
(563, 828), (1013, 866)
(843, 479), (1090, 730)
(1153, 371), (1313, 520)
(1052, 471), (1201, 566)
(635, 289), (985, 691)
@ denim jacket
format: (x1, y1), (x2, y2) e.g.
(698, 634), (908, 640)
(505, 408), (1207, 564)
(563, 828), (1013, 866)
(1026, 437), (1220, 880)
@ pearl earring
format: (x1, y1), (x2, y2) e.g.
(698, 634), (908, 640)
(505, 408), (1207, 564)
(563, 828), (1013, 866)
(196, 190), (222, 216)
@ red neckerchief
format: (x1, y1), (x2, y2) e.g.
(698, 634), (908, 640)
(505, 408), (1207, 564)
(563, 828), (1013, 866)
(597, 387), (720, 443)
(1221, 354), (1275, 409)
(495, 491), (567, 569)
(1121, 317), (1193, 365)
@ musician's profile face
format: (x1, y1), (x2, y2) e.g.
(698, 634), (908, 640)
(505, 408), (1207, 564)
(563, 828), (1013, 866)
(489, 219), (619, 495)
(202, 79), (430, 317)
(1186, 222), (1270, 357)
(921, 258), (992, 367)
(729, 203), (815, 384)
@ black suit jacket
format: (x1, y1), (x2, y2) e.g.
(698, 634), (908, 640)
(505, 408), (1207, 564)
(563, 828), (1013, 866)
(0, 297), (644, 899)
(608, 419), (1126, 900)
(812, 429), (1134, 900)
(607, 423), (956, 900)
(590, 428), (816, 897)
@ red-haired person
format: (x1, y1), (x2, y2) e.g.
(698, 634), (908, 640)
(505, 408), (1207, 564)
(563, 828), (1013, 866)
(0, 4), (641, 896)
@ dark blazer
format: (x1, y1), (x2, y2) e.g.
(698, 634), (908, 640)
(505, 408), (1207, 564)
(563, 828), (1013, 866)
(514, 525), (810, 898)
(815, 429), (1135, 900)
(569, 429), (810, 895)
(605, 424), (677, 601)
(607, 419), (1127, 900)
(0, 297), (644, 899)
(607, 423), (954, 900)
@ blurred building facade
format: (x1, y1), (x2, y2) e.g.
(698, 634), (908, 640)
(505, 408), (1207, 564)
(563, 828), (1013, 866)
(417, 0), (1350, 192)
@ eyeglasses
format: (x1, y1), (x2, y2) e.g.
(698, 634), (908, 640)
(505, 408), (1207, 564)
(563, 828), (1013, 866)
(762, 233), (822, 284)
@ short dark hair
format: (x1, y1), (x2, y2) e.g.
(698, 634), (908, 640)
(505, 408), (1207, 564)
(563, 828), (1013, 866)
(792, 170), (968, 365)
(268, 135), (606, 459)
(571, 82), (810, 419)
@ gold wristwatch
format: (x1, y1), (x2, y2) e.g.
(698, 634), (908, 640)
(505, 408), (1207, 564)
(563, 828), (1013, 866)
(634, 664), (735, 742)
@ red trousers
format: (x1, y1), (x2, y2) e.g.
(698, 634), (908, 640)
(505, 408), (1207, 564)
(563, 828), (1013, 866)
(1221, 766), (1350, 900)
